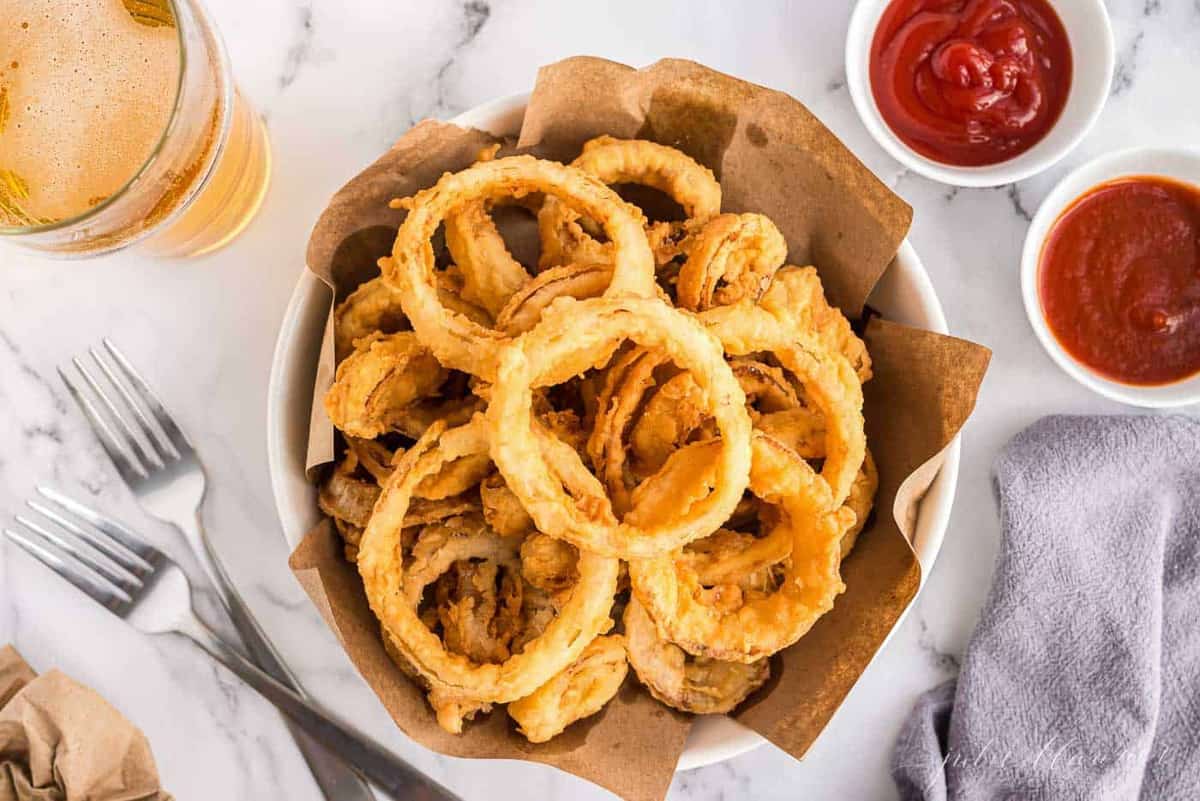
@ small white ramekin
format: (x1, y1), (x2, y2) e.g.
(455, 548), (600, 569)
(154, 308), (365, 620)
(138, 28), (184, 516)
(1020, 146), (1200, 408)
(845, 0), (1114, 187)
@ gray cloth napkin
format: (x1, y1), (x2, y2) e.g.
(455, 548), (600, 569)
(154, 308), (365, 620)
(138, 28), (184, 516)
(892, 414), (1200, 801)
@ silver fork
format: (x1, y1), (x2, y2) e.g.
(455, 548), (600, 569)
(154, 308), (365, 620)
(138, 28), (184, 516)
(4, 489), (459, 801)
(57, 339), (375, 801)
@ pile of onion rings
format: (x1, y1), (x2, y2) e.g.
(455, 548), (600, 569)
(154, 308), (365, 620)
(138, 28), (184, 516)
(319, 136), (876, 742)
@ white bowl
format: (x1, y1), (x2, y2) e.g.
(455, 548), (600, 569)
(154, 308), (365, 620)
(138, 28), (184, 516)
(845, 0), (1114, 187)
(266, 93), (962, 770)
(1020, 146), (1200, 408)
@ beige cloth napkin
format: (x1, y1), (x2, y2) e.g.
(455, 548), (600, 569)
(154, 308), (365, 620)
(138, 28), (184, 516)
(0, 646), (171, 801)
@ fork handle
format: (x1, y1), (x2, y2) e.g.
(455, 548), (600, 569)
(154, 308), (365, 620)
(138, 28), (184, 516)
(171, 614), (461, 801)
(179, 512), (379, 801)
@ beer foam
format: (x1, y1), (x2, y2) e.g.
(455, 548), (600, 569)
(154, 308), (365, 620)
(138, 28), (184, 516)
(0, 0), (180, 224)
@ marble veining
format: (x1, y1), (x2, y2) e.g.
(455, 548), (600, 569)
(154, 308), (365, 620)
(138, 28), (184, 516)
(2, 1), (1199, 799)
(426, 2), (493, 122)
(278, 3), (316, 91)
(1111, 30), (1144, 95)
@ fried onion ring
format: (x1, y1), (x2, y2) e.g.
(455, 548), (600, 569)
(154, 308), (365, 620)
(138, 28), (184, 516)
(731, 358), (802, 412)
(479, 471), (535, 538)
(755, 407), (826, 460)
(676, 527), (792, 590)
(389, 394), (485, 441)
(585, 347), (669, 515)
(593, 351), (808, 497)
(387, 155), (656, 380)
(323, 332), (447, 439)
(841, 448), (878, 559)
(317, 454), (380, 530)
(494, 262), (613, 336)
(573, 136), (721, 219)
(358, 415), (620, 705)
(758, 265), (872, 383)
(538, 136), (721, 271)
(627, 370), (711, 476)
(413, 450), (492, 501)
(344, 436), (397, 483)
(404, 494), (481, 529)
(334, 277), (409, 363)
(445, 202), (531, 318)
(624, 598), (767, 714)
(702, 304), (866, 507)
(405, 520), (524, 664)
(440, 144), (534, 318)
(520, 533), (580, 597)
(675, 213), (787, 311)
(630, 432), (851, 662)
(488, 296), (752, 559)
(507, 634), (628, 743)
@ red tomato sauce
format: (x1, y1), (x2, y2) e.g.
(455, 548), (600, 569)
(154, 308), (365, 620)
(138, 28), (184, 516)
(1039, 176), (1200, 386)
(869, 0), (1072, 166)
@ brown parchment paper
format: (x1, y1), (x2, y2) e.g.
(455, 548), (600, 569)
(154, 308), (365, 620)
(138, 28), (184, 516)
(0, 645), (171, 801)
(292, 56), (990, 801)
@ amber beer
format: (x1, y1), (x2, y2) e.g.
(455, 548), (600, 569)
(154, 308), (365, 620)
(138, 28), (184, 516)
(0, 0), (270, 257)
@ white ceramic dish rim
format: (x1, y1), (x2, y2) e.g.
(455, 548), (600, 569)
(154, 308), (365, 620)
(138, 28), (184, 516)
(1019, 145), (1200, 408)
(844, 0), (1114, 188)
(266, 92), (962, 771)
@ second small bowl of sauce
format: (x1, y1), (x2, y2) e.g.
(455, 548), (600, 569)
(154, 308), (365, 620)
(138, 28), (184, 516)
(1022, 147), (1200, 407)
(846, 0), (1114, 186)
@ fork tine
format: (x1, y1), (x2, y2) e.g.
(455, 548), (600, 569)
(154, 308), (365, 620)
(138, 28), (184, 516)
(35, 486), (164, 568)
(4, 528), (132, 613)
(27, 497), (154, 576)
(89, 346), (177, 465)
(58, 367), (149, 483)
(71, 356), (164, 472)
(102, 339), (189, 459)
(13, 513), (141, 594)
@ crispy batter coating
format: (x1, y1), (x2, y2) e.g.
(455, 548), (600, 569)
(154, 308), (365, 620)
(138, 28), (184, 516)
(755, 407), (826, 460)
(624, 599), (766, 714)
(321, 139), (877, 742)
(840, 448), (878, 558)
(494, 263), (613, 336)
(324, 331), (448, 438)
(758, 265), (872, 383)
(479, 471), (535, 538)
(334, 277), (409, 363)
(731, 358), (802, 412)
(519, 533), (580, 596)
(488, 296), (752, 559)
(389, 394), (485, 441)
(446, 203), (531, 319)
(317, 454), (380, 530)
(630, 433), (852, 662)
(344, 436), (398, 483)
(586, 347), (669, 514)
(676, 213), (787, 311)
(628, 370), (711, 476)
(445, 143), (535, 318)
(386, 155), (656, 380)
(538, 136), (721, 272)
(701, 303), (866, 507)
(358, 417), (620, 709)
(435, 558), (525, 664)
(508, 635), (628, 743)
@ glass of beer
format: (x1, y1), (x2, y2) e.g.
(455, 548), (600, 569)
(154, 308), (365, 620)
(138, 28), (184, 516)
(0, 0), (271, 258)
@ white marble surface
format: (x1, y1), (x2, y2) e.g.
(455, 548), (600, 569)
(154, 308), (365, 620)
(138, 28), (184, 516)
(2, 1), (1198, 799)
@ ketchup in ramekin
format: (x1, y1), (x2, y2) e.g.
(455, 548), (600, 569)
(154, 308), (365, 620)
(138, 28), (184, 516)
(870, 0), (1072, 166)
(1039, 176), (1200, 386)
